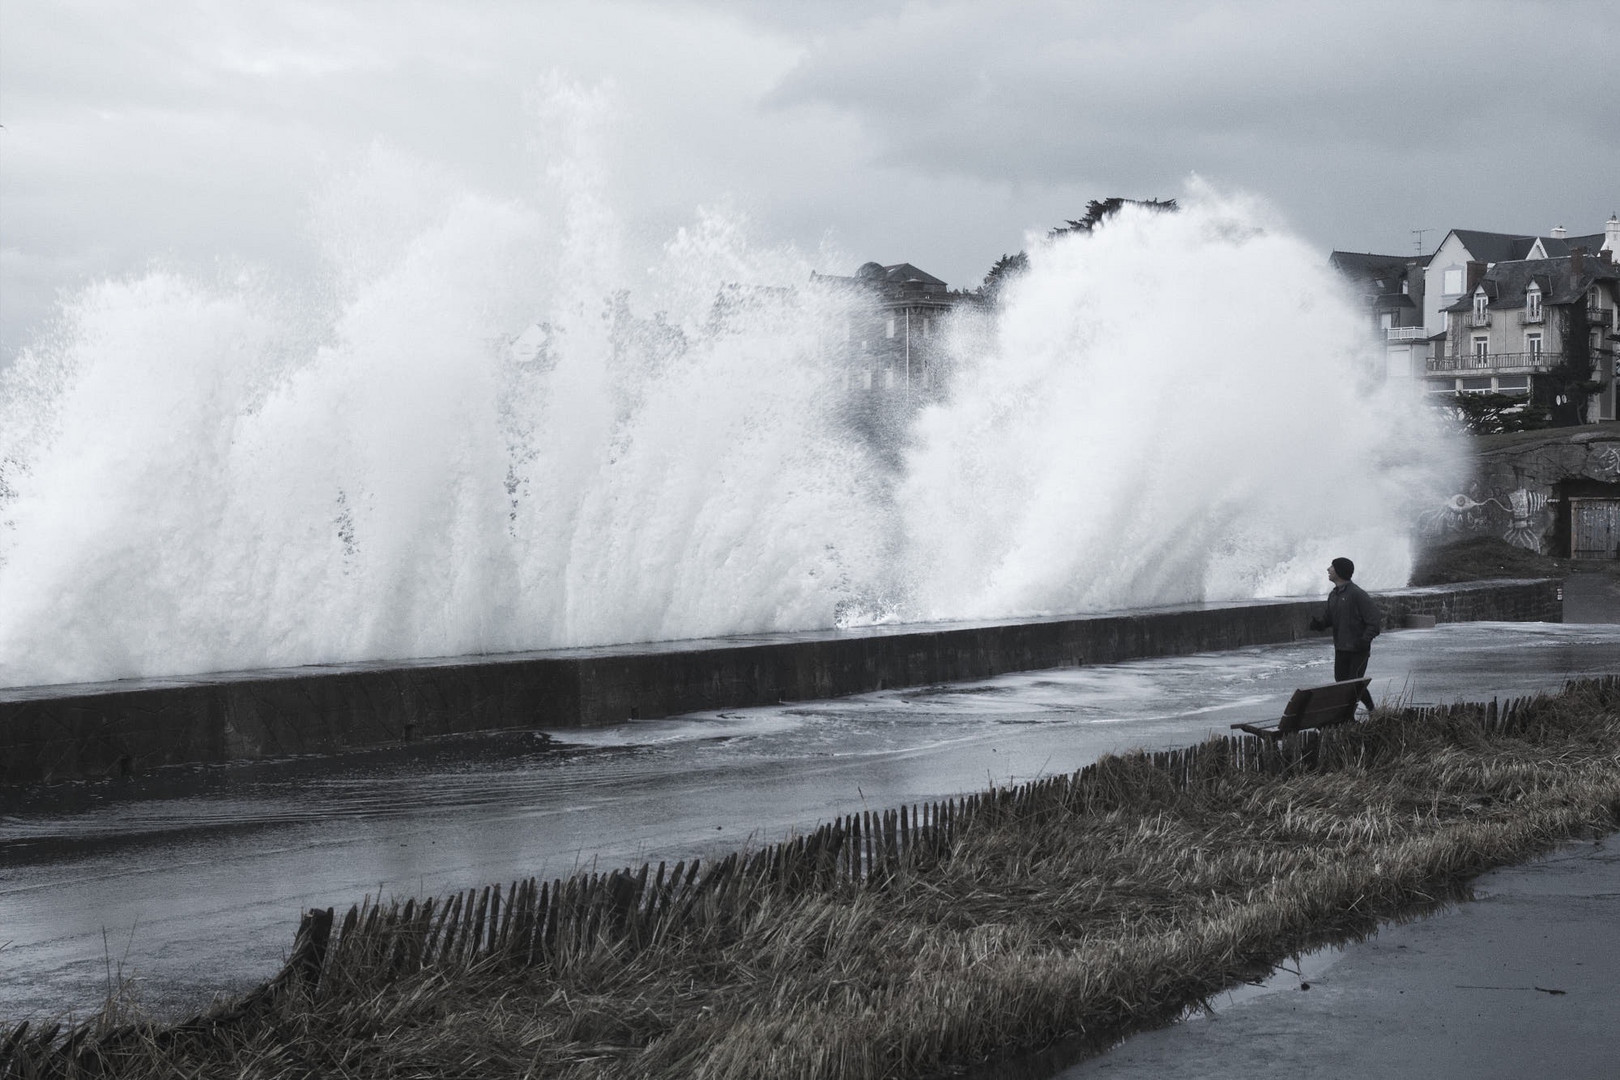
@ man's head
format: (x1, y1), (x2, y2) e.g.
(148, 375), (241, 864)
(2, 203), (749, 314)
(1329, 557), (1355, 585)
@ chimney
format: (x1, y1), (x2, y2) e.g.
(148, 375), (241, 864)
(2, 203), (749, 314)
(1465, 260), (1487, 293)
(1570, 247), (1585, 277)
(1552, 225), (1568, 239)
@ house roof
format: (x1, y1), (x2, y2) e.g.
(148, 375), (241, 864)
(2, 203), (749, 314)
(875, 263), (946, 287)
(1329, 251), (1411, 277)
(1329, 251), (1423, 303)
(1445, 228), (1612, 264)
(1541, 233), (1607, 256)
(817, 262), (950, 292)
(1447, 229), (1547, 263)
(1441, 255), (1620, 312)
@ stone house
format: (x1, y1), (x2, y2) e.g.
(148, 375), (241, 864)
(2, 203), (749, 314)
(1328, 250), (1432, 381)
(1429, 248), (1620, 422)
(1421, 218), (1618, 338)
(809, 262), (972, 396)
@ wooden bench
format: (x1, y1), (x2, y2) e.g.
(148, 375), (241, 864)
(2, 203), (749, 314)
(1230, 678), (1371, 739)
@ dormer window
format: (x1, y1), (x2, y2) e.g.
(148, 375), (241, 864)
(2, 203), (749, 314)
(1526, 284), (1542, 322)
(1471, 287), (1490, 326)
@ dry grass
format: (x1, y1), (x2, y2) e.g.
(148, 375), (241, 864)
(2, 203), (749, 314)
(7, 677), (1620, 1080)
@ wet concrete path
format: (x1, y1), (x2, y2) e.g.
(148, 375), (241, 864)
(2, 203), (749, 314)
(1055, 839), (1620, 1080)
(4, 611), (1619, 1022)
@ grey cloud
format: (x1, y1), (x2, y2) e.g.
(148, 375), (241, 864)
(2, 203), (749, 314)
(763, 0), (1616, 186)
(3, 0), (1617, 360)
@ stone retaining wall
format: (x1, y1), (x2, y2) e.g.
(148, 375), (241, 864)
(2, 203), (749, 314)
(0, 579), (1561, 786)
(1423, 423), (1620, 555)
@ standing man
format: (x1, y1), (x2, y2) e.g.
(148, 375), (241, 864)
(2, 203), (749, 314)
(1309, 556), (1381, 713)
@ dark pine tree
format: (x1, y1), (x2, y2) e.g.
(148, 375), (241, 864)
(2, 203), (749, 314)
(1048, 197), (1178, 238)
(978, 251), (1030, 300)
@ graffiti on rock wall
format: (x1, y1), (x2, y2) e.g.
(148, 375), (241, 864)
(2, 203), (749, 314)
(1419, 489), (1497, 538)
(1419, 483), (1550, 553)
(1502, 487), (1549, 550)
(1594, 445), (1620, 479)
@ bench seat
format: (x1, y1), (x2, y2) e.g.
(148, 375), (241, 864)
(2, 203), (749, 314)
(1230, 678), (1371, 739)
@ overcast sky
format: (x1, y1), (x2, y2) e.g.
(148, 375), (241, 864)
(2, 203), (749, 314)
(3, 0), (1617, 363)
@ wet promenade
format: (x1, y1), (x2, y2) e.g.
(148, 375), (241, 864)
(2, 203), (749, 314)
(1057, 840), (1620, 1080)
(4, 591), (1619, 1023)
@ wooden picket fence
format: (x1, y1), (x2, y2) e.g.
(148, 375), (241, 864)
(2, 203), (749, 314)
(282, 678), (1601, 994)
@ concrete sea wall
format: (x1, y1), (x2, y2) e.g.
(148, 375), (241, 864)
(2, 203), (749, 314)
(0, 579), (1560, 786)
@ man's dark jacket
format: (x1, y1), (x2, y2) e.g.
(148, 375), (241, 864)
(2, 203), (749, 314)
(1312, 581), (1381, 652)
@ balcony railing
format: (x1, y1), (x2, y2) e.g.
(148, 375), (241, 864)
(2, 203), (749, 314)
(1519, 310), (1544, 325)
(1470, 311), (1492, 327)
(1427, 350), (1564, 374)
(1384, 325), (1428, 342)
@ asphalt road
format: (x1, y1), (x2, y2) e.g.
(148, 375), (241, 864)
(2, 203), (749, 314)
(4, 594), (1619, 1023)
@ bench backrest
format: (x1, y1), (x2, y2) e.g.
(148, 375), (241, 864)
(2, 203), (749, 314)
(1277, 678), (1370, 734)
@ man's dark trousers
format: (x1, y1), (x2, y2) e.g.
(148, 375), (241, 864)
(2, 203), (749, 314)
(1335, 648), (1376, 711)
